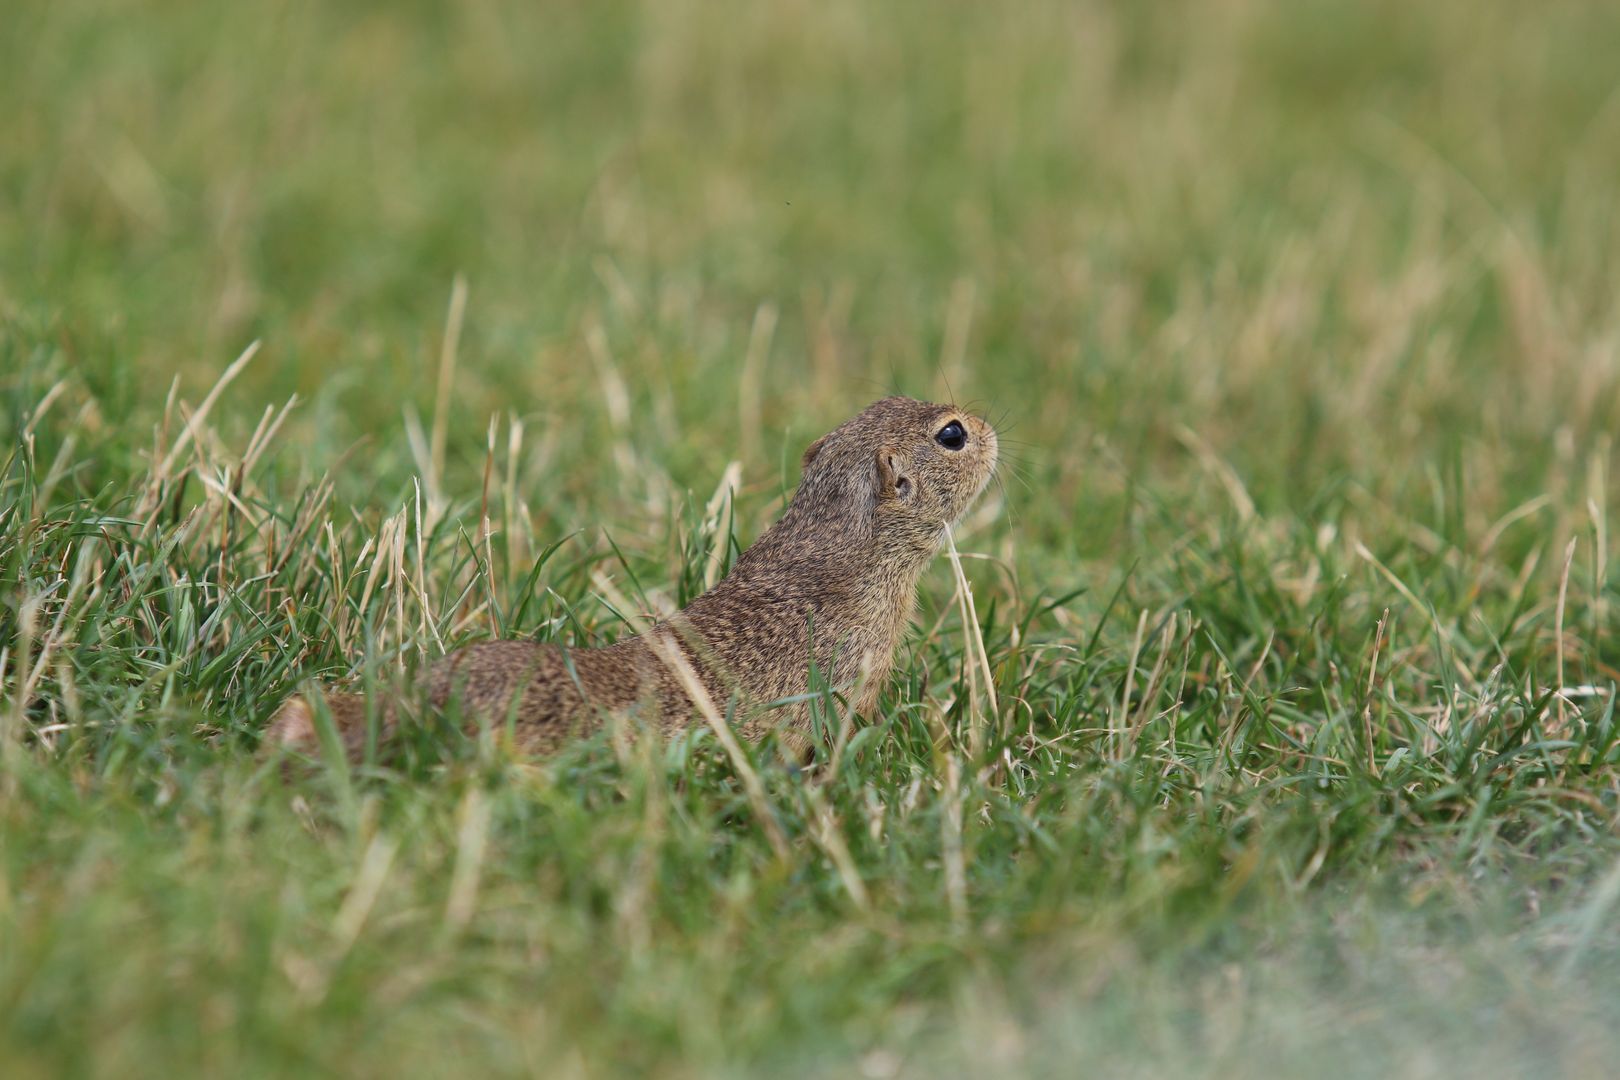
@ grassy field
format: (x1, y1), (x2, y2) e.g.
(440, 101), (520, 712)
(5, 0), (1620, 1076)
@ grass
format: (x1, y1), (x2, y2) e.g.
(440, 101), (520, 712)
(4, 0), (1620, 1075)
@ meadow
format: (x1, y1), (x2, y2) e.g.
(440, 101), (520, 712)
(4, 1), (1620, 1076)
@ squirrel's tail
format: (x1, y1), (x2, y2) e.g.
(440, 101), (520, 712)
(265, 688), (394, 760)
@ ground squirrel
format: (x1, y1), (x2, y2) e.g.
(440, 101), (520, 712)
(267, 396), (999, 758)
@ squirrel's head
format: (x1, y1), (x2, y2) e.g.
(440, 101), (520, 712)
(794, 396), (999, 558)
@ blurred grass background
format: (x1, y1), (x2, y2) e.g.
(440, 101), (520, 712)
(4, 1), (1620, 1076)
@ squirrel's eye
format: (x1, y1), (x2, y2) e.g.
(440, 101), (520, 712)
(934, 420), (967, 451)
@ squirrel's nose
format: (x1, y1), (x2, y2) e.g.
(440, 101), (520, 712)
(970, 417), (999, 468)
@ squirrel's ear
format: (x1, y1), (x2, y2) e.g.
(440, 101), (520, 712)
(802, 434), (829, 471)
(875, 447), (913, 500)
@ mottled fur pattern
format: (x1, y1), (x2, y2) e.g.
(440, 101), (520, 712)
(267, 397), (999, 759)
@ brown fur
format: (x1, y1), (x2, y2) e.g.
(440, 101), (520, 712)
(266, 396), (999, 759)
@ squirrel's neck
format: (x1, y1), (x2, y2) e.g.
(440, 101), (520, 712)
(665, 514), (933, 709)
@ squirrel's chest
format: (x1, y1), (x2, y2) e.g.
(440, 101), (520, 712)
(841, 582), (918, 710)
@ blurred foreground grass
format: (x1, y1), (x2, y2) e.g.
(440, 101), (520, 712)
(4, 1), (1620, 1076)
